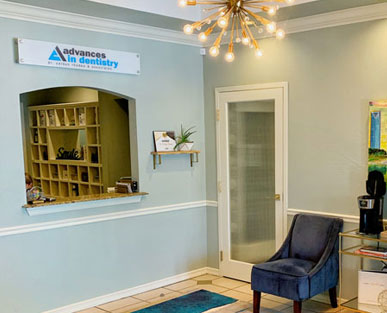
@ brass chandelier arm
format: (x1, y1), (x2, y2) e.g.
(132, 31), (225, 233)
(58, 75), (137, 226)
(243, 0), (283, 3)
(213, 27), (227, 47)
(230, 14), (236, 43)
(220, 6), (233, 23)
(241, 7), (271, 25)
(236, 14), (240, 40)
(239, 13), (253, 40)
(244, 4), (271, 11)
(197, 1), (228, 3)
(192, 7), (227, 28)
(202, 5), (227, 13)
(240, 12), (261, 50)
(238, 12), (248, 38)
(243, 4), (276, 17)
(204, 22), (217, 36)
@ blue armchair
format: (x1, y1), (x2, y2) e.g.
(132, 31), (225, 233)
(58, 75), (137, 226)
(251, 214), (343, 313)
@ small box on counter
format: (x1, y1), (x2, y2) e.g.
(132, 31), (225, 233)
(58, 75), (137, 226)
(115, 177), (138, 193)
(116, 182), (132, 193)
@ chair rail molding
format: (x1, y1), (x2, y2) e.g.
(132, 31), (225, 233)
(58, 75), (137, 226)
(0, 1), (387, 47)
(0, 200), (215, 238)
(287, 208), (382, 224)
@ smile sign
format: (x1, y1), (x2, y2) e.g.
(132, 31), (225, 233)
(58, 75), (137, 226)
(18, 38), (140, 75)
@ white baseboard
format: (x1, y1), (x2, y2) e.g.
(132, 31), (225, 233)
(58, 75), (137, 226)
(206, 267), (220, 276)
(43, 267), (220, 313)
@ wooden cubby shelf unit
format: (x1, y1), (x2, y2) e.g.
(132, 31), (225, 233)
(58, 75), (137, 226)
(151, 150), (200, 169)
(29, 101), (103, 197)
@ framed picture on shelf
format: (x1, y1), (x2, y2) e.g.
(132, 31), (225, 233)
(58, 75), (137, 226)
(153, 131), (176, 152)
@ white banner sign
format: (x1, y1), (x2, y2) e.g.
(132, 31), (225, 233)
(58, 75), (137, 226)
(17, 38), (140, 75)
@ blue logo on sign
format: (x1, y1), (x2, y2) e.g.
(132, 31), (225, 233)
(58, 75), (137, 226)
(49, 46), (66, 61)
(49, 50), (61, 61)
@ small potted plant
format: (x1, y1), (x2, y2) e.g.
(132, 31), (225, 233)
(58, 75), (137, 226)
(175, 125), (196, 151)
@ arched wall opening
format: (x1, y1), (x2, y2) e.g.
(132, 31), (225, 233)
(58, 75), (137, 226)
(20, 86), (139, 203)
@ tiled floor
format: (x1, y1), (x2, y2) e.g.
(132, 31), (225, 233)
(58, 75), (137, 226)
(77, 274), (347, 313)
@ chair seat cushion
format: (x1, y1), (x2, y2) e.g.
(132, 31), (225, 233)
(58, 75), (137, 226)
(251, 258), (316, 301)
(254, 258), (316, 277)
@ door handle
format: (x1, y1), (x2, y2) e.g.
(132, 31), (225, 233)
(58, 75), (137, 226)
(275, 194), (281, 200)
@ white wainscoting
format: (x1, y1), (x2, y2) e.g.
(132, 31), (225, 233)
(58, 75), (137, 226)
(0, 200), (217, 238)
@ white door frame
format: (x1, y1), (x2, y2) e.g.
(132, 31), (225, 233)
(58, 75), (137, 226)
(215, 82), (289, 281)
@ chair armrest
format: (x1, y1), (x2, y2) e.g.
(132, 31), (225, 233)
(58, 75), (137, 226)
(308, 219), (342, 277)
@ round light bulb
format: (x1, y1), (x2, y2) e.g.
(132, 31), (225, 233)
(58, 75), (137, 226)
(209, 46), (219, 57)
(178, 0), (187, 7)
(225, 52), (235, 62)
(198, 32), (207, 42)
(255, 49), (263, 58)
(236, 37), (241, 43)
(242, 37), (250, 45)
(267, 6), (277, 16)
(183, 24), (194, 35)
(285, 0), (295, 4)
(217, 17), (228, 29)
(276, 29), (285, 40)
(266, 22), (277, 33)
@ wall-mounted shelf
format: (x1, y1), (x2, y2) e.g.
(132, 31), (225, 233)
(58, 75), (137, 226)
(151, 150), (200, 169)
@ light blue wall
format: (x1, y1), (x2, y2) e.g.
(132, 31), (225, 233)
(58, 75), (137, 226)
(0, 17), (206, 226)
(204, 19), (387, 219)
(0, 16), (208, 312)
(0, 208), (207, 313)
(206, 206), (219, 268)
(3, 5), (386, 312)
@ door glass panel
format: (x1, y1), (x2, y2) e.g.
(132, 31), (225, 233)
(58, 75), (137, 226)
(228, 100), (276, 264)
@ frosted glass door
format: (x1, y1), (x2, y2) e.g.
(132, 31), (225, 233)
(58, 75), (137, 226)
(217, 84), (286, 282)
(228, 101), (276, 264)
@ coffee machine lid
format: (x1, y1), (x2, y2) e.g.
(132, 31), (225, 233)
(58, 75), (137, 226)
(366, 170), (386, 197)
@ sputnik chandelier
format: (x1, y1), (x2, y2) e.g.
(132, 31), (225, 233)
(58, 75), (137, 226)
(178, 0), (295, 62)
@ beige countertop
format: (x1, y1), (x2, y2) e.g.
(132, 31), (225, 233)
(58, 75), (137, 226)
(23, 192), (148, 208)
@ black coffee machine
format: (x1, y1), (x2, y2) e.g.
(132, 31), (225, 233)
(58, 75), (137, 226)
(357, 170), (385, 235)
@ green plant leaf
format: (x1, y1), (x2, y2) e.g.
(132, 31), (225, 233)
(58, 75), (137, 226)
(174, 125), (196, 149)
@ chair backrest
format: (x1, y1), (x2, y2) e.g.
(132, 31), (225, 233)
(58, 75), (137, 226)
(289, 214), (343, 263)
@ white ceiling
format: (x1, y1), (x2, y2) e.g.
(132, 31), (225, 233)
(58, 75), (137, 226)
(86, 0), (319, 21)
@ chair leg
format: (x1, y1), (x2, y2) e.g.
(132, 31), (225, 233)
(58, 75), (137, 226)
(253, 291), (261, 313)
(293, 301), (302, 313)
(329, 287), (338, 308)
